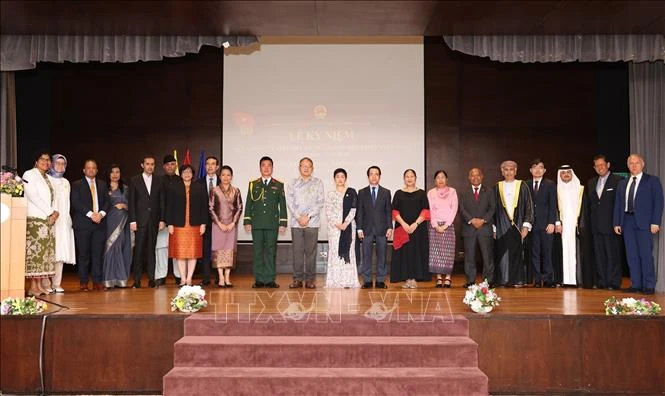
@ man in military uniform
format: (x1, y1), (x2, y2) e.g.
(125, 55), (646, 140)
(244, 156), (288, 288)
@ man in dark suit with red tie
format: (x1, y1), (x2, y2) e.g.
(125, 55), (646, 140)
(527, 159), (558, 287)
(71, 159), (110, 291)
(613, 154), (663, 295)
(459, 168), (495, 287)
(585, 155), (624, 290)
(128, 155), (166, 288)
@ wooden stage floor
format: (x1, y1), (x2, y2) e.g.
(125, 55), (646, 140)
(4, 274), (664, 395)
(37, 273), (664, 316)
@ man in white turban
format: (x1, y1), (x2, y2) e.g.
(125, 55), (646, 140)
(555, 165), (584, 286)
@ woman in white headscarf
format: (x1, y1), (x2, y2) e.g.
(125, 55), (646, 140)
(555, 165), (584, 287)
(44, 154), (76, 292)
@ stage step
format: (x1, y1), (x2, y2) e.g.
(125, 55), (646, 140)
(174, 335), (478, 368)
(163, 366), (489, 396)
(165, 314), (488, 395)
(184, 313), (469, 337)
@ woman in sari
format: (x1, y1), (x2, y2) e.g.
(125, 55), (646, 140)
(22, 151), (57, 296)
(103, 164), (132, 289)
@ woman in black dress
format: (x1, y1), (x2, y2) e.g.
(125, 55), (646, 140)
(390, 169), (430, 288)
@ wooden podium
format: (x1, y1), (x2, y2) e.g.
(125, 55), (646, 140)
(1, 194), (26, 300)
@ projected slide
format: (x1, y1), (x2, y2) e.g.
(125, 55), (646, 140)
(223, 43), (424, 241)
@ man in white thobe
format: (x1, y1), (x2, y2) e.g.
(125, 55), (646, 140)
(555, 165), (584, 286)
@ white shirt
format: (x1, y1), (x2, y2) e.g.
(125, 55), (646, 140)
(142, 172), (153, 195)
(596, 173), (609, 198)
(206, 175), (218, 193)
(261, 177), (272, 185)
(624, 172), (643, 212)
(85, 176), (106, 218)
(495, 180), (532, 231)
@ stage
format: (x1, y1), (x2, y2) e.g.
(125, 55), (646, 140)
(2, 274), (664, 395)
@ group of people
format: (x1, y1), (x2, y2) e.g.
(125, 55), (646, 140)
(21, 151), (663, 296)
(487, 155), (663, 295)
(22, 152), (242, 295)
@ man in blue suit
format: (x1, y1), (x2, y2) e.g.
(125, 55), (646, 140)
(613, 154), (664, 295)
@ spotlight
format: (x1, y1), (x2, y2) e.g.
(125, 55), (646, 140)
(222, 41), (231, 49)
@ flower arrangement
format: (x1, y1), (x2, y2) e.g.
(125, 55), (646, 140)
(0, 166), (25, 197)
(170, 285), (208, 313)
(463, 280), (501, 314)
(604, 296), (661, 316)
(1, 296), (48, 315)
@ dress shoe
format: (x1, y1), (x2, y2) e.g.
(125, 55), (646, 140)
(375, 282), (388, 289)
(199, 280), (211, 287)
(252, 281), (265, 288)
(305, 282), (316, 289)
(54, 287), (65, 293)
(132, 281), (142, 289)
(543, 282), (556, 288)
(606, 286), (615, 291)
(265, 281), (280, 288)
(80, 283), (89, 292)
(148, 279), (156, 288)
(621, 287), (641, 293)
(174, 277), (181, 285)
(155, 278), (166, 287)
(289, 280), (303, 289)
(643, 288), (655, 295)
(361, 282), (373, 289)
(93, 283), (105, 291)
(533, 282), (542, 288)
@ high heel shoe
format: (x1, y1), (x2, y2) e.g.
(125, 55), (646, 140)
(26, 290), (44, 297)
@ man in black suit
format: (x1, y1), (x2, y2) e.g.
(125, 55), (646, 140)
(356, 165), (392, 289)
(197, 155), (221, 287)
(527, 159), (558, 287)
(71, 159), (110, 291)
(459, 168), (495, 287)
(586, 155), (624, 290)
(128, 155), (165, 288)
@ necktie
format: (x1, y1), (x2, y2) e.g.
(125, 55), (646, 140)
(264, 179), (269, 186)
(371, 187), (377, 203)
(473, 187), (479, 202)
(596, 177), (604, 198)
(209, 177), (213, 193)
(90, 179), (98, 212)
(627, 176), (637, 213)
(534, 180), (539, 196)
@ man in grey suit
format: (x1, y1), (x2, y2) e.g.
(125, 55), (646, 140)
(459, 168), (495, 287)
(356, 166), (393, 289)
